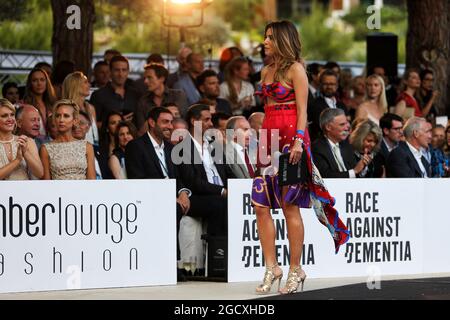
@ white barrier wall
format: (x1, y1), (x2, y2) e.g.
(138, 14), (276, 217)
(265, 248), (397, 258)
(1, 179), (448, 292)
(423, 179), (450, 273)
(0, 180), (176, 293)
(228, 179), (448, 282)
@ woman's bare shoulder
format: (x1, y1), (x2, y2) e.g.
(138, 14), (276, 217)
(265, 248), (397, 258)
(289, 61), (306, 72)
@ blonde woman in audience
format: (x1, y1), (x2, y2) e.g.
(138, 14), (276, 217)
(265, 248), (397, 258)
(62, 71), (100, 147)
(40, 99), (95, 180)
(108, 121), (137, 179)
(355, 74), (387, 126)
(349, 119), (382, 177)
(0, 98), (43, 180)
(219, 57), (255, 115)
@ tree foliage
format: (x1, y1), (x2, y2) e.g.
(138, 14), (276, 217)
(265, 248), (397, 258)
(299, 2), (353, 61)
(210, 0), (265, 31)
(341, 4), (407, 62)
(0, 2), (52, 50)
(0, 1), (28, 21)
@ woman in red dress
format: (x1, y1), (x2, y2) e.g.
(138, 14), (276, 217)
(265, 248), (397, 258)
(252, 20), (350, 295)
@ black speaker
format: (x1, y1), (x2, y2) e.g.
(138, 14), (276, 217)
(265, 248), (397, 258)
(205, 235), (227, 281)
(366, 33), (398, 79)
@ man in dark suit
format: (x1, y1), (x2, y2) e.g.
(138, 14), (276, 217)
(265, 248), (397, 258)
(373, 113), (404, 177)
(174, 104), (235, 237)
(125, 107), (191, 280)
(312, 108), (369, 178)
(308, 69), (348, 143)
(224, 116), (255, 179)
(386, 117), (432, 178)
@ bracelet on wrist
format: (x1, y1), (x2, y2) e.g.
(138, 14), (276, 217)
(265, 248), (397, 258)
(295, 130), (304, 140)
(293, 136), (304, 144)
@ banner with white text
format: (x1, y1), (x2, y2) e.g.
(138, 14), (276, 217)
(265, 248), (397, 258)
(228, 179), (427, 282)
(0, 180), (176, 293)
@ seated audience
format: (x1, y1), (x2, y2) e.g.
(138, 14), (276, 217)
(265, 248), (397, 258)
(225, 116), (255, 179)
(355, 74), (388, 125)
(349, 120), (382, 178)
(197, 69), (232, 115)
(372, 113), (404, 177)
(386, 117), (432, 178)
(0, 99), (43, 180)
(312, 108), (369, 178)
(394, 68), (422, 120)
(135, 63), (188, 134)
(2, 82), (20, 105)
(108, 121), (137, 179)
(219, 57), (255, 116)
(308, 69), (348, 142)
(40, 100), (96, 180)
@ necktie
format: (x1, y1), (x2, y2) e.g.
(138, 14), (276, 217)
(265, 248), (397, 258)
(157, 148), (169, 178)
(331, 144), (347, 172)
(420, 156), (430, 178)
(244, 149), (255, 178)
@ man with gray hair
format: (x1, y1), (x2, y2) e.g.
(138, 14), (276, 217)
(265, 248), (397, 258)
(225, 116), (255, 178)
(248, 112), (265, 133)
(312, 108), (369, 178)
(386, 117), (432, 177)
(15, 104), (49, 150)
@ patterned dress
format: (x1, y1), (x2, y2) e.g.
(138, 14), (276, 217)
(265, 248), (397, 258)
(0, 136), (29, 180)
(252, 81), (350, 253)
(44, 140), (87, 180)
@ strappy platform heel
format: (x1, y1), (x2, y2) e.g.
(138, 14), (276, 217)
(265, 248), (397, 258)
(279, 266), (306, 294)
(255, 264), (283, 294)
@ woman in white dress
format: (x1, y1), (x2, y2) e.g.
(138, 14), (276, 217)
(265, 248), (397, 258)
(219, 57), (255, 115)
(355, 74), (388, 126)
(0, 98), (43, 180)
(40, 99), (96, 180)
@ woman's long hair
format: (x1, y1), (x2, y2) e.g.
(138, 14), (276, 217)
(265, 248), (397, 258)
(264, 20), (304, 82)
(23, 67), (57, 114)
(61, 71), (86, 108)
(224, 57), (249, 106)
(365, 74), (388, 114)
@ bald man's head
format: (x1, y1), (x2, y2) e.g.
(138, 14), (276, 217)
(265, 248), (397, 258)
(16, 104), (41, 138)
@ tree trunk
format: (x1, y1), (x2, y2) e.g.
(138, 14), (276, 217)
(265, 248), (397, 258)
(51, 0), (95, 77)
(406, 0), (450, 116)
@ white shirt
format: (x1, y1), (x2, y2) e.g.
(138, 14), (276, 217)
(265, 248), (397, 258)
(191, 134), (224, 186)
(309, 84), (318, 98)
(382, 137), (398, 153)
(406, 141), (428, 178)
(148, 132), (169, 178)
(219, 81), (255, 115)
(327, 138), (356, 178)
(324, 96), (337, 109)
(148, 132), (192, 196)
(230, 141), (246, 165)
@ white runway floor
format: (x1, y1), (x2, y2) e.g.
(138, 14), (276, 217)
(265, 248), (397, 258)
(0, 273), (448, 300)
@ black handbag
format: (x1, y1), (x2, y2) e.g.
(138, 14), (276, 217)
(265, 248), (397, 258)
(278, 152), (302, 186)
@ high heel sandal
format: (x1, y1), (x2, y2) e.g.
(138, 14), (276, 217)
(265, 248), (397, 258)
(255, 264), (283, 294)
(279, 266), (306, 294)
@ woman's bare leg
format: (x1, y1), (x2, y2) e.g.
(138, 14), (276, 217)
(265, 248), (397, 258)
(281, 186), (304, 269)
(255, 206), (278, 267)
